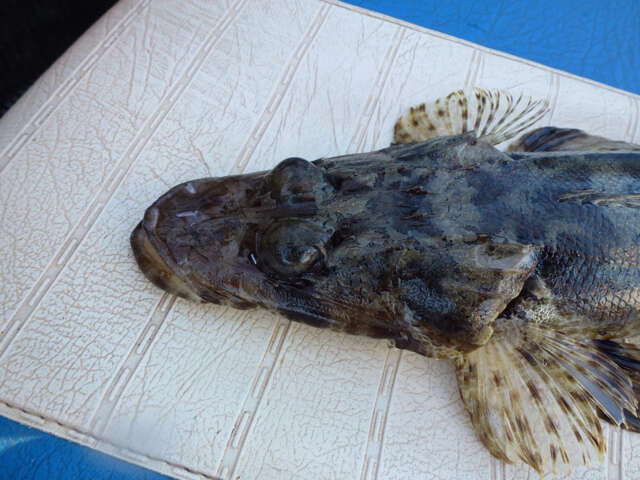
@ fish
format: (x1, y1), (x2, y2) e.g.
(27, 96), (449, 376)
(131, 88), (640, 474)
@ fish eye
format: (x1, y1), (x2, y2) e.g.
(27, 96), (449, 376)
(258, 219), (332, 276)
(268, 157), (332, 202)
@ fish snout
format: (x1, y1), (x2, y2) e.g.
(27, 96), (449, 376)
(130, 219), (202, 302)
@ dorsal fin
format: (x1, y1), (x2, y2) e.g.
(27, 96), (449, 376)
(393, 88), (549, 147)
(507, 126), (640, 152)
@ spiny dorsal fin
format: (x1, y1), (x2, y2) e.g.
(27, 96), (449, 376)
(394, 88), (549, 147)
(456, 322), (640, 474)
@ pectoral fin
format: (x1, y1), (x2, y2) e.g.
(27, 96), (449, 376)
(456, 320), (640, 474)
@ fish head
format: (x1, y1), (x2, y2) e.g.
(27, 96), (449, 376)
(131, 157), (338, 311)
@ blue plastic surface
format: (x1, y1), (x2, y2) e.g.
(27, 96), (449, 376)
(346, 0), (640, 95)
(0, 417), (169, 480)
(1, 1), (637, 479)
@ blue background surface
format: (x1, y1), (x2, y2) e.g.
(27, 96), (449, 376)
(1, 0), (637, 479)
(0, 417), (167, 479)
(350, 0), (640, 95)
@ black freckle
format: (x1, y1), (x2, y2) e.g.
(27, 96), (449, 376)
(574, 429), (583, 442)
(527, 381), (540, 400)
(558, 397), (571, 413)
(546, 416), (559, 435)
(517, 348), (537, 366)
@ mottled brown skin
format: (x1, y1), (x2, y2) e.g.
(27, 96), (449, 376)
(131, 131), (640, 359)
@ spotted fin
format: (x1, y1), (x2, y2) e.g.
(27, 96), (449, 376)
(456, 322), (640, 474)
(508, 126), (640, 152)
(393, 88), (549, 147)
(592, 339), (640, 432)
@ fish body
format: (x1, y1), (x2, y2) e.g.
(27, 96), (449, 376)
(131, 89), (640, 474)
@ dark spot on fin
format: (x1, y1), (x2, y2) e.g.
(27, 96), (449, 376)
(454, 320), (640, 473)
(393, 88), (548, 146)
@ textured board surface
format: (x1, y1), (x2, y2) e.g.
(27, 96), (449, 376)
(1, 1), (639, 479)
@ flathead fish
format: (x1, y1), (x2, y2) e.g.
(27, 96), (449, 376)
(131, 89), (640, 474)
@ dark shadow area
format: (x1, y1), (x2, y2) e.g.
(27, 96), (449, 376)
(0, 0), (117, 117)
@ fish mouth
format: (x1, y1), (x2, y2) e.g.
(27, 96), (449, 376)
(130, 220), (203, 302)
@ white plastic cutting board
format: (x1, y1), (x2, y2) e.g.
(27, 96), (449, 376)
(1, 1), (639, 479)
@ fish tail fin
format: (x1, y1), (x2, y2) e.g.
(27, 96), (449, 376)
(455, 321), (640, 474)
(393, 88), (548, 147)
